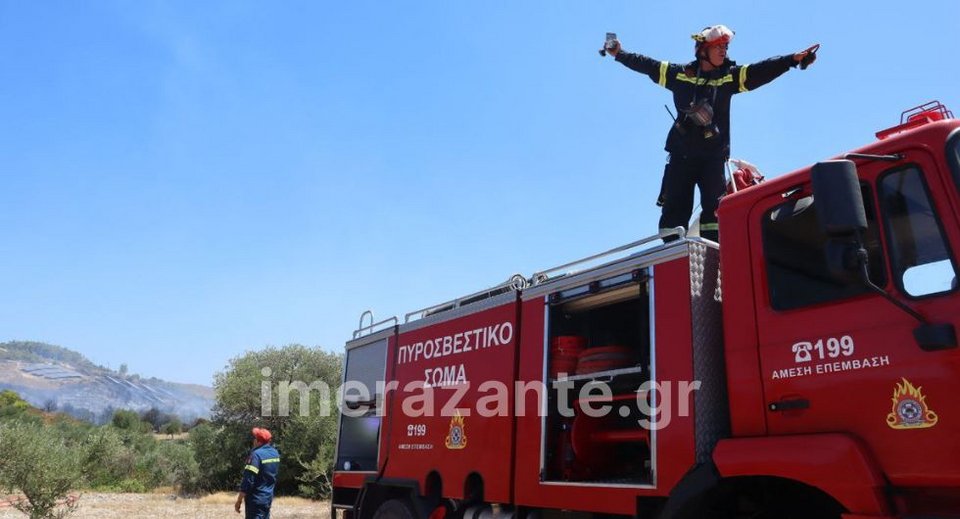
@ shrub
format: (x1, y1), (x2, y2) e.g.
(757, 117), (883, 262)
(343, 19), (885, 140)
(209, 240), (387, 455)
(110, 410), (148, 433)
(138, 440), (200, 494)
(0, 390), (31, 418)
(161, 418), (183, 437)
(80, 427), (137, 489)
(188, 422), (240, 492)
(0, 420), (82, 519)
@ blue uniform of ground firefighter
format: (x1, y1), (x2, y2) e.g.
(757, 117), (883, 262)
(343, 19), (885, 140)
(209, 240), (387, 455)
(609, 26), (817, 242)
(236, 428), (280, 519)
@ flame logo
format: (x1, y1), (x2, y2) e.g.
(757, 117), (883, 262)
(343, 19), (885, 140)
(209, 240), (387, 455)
(445, 411), (467, 449)
(444, 410), (467, 449)
(886, 378), (938, 430)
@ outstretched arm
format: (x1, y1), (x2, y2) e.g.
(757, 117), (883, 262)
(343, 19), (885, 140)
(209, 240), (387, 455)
(737, 44), (818, 93)
(607, 40), (670, 87)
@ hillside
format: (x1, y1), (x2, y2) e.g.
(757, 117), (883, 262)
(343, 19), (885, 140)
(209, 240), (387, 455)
(0, 341), (213, 423)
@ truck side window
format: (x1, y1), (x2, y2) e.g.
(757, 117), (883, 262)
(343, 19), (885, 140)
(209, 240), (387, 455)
(762, 186), (886, 311)
(878, 165), (957, 297)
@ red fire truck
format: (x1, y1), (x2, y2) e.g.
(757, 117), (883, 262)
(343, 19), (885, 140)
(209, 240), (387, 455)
(331, 102), (960, 518)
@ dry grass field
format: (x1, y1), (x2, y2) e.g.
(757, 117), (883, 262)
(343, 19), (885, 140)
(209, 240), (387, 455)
(0, 492), (328, 518)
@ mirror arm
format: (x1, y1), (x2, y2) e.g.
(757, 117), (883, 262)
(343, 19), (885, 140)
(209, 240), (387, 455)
(853, 239), (927, 325)
(853, 233), (955, 351)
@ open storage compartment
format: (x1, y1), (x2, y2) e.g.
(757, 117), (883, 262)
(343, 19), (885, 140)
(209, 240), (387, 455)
(542, 269), (653, 485)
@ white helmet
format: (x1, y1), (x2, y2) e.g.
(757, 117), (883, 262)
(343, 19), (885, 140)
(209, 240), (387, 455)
(692, 25), (734, 47)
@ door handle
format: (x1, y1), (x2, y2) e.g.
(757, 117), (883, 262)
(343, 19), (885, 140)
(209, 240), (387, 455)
(769, 398), (810, 412)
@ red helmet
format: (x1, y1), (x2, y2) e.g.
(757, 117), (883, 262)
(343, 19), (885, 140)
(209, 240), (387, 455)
(252, 427), (272, 443)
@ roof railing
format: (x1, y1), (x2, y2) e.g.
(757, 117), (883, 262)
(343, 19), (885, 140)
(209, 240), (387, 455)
(530, 227), (684, 286)
(352, 310), (399, 339)
(358, 228), (686, 334)
(877, 100), (953, 140)
(404, 274), (528, 323)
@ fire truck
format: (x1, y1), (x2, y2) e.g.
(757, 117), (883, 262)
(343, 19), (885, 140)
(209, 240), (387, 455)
(331, 102), (960, 518)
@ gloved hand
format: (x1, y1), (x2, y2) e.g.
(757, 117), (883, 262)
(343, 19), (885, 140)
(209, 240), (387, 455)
(794, 43), (819, 70)
(601, 39), (621, 57)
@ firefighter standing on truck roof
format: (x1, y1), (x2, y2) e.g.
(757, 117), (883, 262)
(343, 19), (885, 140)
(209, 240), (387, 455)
(605, 25), (818, 242)
(235, 427), (280, 519)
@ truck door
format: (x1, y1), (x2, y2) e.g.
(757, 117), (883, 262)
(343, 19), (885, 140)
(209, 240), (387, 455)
(751, 146), (960, 486)
(336, 329), (392, 474)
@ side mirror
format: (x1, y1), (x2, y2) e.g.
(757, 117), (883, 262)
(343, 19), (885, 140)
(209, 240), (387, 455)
(811, 160), (868, 284)
(811, 160), (867, 237)
(811, 162), (956, 350)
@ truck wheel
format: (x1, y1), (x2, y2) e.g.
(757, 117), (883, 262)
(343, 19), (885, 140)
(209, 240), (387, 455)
(373, 499), (416, 519)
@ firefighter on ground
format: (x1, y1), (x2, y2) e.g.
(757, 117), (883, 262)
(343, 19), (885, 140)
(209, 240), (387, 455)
(605, 25), (818, 242)
(235, 427), (281, 518)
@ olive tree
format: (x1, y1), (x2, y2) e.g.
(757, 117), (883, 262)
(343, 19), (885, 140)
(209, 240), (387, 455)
(207, 344), (342, 497)
(0, 420), (82, 519)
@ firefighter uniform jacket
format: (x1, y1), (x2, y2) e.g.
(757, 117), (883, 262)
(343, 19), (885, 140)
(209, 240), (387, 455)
(615, 52), (797, 156)
(240, 443), (281, 507)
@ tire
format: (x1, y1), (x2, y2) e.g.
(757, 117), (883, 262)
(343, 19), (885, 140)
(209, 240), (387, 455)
(372, 499), (416, 519)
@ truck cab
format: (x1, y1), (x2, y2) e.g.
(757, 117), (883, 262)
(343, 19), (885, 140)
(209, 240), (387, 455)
(718, 102), (960, 515)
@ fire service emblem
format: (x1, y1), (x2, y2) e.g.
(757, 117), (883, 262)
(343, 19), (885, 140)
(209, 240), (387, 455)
(445, 412), (467, 449)
(886, 378), (938, 430)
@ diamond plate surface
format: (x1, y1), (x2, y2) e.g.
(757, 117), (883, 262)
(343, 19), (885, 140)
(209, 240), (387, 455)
(688, 244), (730, 463)
(689, 242), (706, 297)
(714, 268), (723, 303)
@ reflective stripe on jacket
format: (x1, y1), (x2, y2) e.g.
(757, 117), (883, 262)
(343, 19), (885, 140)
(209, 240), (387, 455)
(615, 52), (795, 155)
(240, 443), (281, 506)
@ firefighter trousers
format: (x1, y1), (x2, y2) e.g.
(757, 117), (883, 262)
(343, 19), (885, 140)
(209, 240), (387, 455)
(658, 152), (725, 242)
(245, 501), (271, 519)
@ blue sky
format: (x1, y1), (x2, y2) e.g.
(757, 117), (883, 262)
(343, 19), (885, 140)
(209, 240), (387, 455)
(2, 1), (957, 385)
